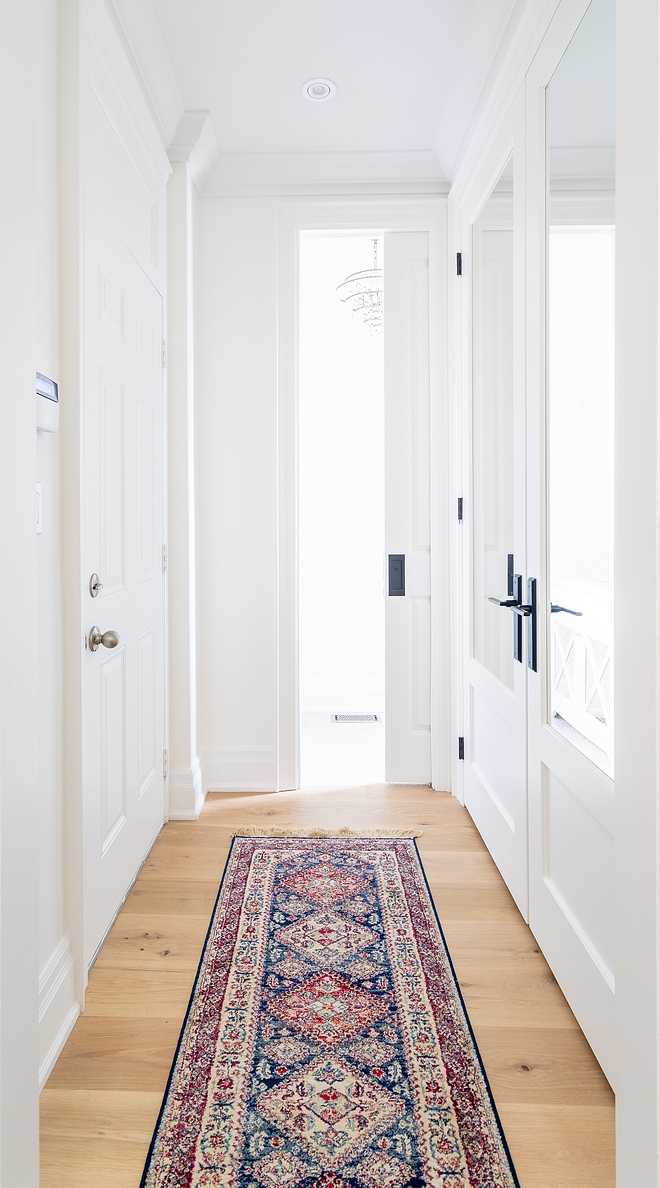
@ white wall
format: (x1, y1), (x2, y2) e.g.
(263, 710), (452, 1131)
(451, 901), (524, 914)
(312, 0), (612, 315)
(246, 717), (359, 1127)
(299, 235), (385, 714)
(0, 0), (40, 1179)
(36, 0), (77, 1091)
(615, 0), (660, 1178)
(196, 197), (279, 791)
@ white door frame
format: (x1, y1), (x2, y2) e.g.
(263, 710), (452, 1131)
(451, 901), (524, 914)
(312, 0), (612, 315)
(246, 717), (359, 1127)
(275, 197), (450, 792)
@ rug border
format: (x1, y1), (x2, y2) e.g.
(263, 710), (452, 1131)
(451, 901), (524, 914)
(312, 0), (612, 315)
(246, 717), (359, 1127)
(411, 837), (522, 1188)
(138, 834), (241, 1188)
(139, 834), (521, 1188)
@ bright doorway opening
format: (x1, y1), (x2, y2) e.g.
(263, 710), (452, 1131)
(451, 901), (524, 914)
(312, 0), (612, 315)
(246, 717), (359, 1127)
(298, 233), (385, 785)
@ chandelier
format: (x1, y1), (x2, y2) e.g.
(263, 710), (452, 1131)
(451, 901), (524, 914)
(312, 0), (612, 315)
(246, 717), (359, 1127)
(336, 239), (383, 332)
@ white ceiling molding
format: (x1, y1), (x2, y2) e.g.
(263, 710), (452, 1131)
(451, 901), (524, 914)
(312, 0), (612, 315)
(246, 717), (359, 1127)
(449, 0), (564, 203)
(433, 0), (522, 178)
(200, 151), (448, 198)
(168, 111), (220, 193)
(86, 0), (172, 198)
(103, 0), (184, 148)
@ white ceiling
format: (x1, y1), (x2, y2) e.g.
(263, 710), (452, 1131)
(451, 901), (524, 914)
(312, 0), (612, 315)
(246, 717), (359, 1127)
(109, 0), (523, 192)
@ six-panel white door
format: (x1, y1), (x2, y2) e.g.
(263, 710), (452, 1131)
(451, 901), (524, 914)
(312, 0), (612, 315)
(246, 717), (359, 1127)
(384, 231), (432, 784)
(82, 196), (165, 969)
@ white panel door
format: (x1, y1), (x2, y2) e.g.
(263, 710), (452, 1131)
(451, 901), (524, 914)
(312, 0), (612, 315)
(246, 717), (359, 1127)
(82, 195), (165, 969)
(462, 94), (529, 918)
(525, 0), (615, 1084)
(384, 231), (431, 784)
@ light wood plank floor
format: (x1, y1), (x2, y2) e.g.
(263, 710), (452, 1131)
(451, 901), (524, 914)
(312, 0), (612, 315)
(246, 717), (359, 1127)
(40, 787), (615, 1187)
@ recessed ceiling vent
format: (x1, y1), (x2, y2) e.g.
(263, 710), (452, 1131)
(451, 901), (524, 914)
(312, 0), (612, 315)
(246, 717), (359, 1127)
(302, 78), (336, 102)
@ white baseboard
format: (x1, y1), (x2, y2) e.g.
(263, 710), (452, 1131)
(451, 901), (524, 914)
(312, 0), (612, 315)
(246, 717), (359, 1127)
(300, 680), (385, 714)
(169, 754), (205, 820)
(39, 933), (80, 1090)
(202, 745), (276, 792)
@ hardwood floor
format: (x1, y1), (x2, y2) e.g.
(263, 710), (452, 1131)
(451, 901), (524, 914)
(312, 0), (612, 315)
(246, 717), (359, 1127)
(40, 786), (615, 1187)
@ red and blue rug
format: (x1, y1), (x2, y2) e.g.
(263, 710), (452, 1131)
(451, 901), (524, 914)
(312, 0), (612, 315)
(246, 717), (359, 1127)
(141, 835), (519, 1188)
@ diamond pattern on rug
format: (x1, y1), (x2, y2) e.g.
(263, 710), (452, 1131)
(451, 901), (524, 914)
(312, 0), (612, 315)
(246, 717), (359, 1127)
(252, 1150), (310, 1187)
(345, 1037), (397, 1067)
(257, 1055), (405, 1167)
(266, 971), (391, 1045)
(276, 910), (379, 966)
(271, 954), (314, 980)
(141, 838), (520, 1188)
(280, 862), (369, 908)
(347, 957), (384, 980)
(357, 1151), (411, 1188)
(265, 1037), (313, 1066)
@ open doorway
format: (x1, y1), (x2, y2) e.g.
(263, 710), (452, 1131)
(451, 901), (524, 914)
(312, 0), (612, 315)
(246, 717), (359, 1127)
(298, 233), (386, 785)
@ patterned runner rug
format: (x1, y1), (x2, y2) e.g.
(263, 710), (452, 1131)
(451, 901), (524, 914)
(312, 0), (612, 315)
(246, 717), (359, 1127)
(141, 835), (519, 1188)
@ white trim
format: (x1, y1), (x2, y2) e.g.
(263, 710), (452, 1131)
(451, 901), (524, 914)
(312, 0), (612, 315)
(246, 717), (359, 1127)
(84, 0), (172, 204)
(199, 151), (447, 198)
(39, 1005), (80, 1094)
(201, 746), (277, 793)
(449, 0), (562, 203)
(38, 933), (79, 1090)
(615, 0), (660, 1176)
(168, 756), (204, 820)
(276, 196), (450, 794)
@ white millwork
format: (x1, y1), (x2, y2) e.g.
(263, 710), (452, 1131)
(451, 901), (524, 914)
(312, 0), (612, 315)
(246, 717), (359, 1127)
(384, 231), (432, 785)
(524, 0), (615, 1086)
(459, 90), (529, 919)
(82, 198), (165, 969)
(453, 0), (615, 1086)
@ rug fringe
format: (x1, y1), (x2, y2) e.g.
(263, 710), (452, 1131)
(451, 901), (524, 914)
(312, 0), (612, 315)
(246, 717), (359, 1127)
(231, 826), (422, 838)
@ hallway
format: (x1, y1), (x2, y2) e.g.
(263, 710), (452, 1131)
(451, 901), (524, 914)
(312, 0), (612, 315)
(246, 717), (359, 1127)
(40, 786), (614, 1188)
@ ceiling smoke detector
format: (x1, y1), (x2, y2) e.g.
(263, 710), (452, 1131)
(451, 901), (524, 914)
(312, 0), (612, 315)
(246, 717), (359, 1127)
(302, 78), (336, 102)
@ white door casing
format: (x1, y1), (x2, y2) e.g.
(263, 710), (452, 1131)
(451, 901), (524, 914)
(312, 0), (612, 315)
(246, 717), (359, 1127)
(275, 198), (448, 793)
(82, 196), (165, 969)
(384, 231), (432, 784)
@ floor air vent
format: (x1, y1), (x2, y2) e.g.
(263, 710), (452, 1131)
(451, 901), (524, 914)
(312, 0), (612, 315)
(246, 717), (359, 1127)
(332, 714), (380, 723)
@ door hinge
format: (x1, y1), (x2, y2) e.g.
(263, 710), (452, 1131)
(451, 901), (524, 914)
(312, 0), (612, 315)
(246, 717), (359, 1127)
(458, 736), (465, 761)
(162, 543), (168, 573)
(163, 749), (169, 779)
(457, 497), (463, 522)
(456, 251), (462, 276)
(161, 339), (167, 368)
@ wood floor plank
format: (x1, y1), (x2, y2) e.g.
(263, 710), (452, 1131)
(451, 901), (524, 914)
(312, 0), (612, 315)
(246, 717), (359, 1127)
(84, 968), (195, 1017)
(40, 786), (614, 1188)
(93, 912), (211, 972)
(473, 1028), (613, 1105)
(499, 1104), (615, 1187)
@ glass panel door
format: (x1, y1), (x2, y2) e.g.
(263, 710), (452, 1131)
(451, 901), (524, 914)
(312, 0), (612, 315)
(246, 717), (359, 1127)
(472, 154), (515, 690)
(546, 0), (615, 776)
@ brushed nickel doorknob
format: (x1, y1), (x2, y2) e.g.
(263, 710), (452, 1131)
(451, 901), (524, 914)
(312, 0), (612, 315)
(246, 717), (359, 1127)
(88, 627), (120, 652)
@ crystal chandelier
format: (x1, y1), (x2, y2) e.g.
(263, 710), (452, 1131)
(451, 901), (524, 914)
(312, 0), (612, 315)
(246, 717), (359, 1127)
(336, 239), (383, 332)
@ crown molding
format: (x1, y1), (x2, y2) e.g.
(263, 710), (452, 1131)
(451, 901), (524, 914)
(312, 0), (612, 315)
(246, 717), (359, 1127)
(449, 0), (563, 204)
(198, 149), (448, 197)
(103, 0), (184, 148)
(85, 0), (172, 198)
